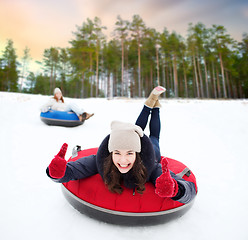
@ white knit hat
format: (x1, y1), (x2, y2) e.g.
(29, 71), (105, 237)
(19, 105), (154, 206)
(54, 87), (62, 95)
(108, 121), (144, 153)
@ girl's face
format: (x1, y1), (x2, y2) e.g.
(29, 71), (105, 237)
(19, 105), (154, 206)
(55, 92), (62, 100)
(112, 150), (136, 173)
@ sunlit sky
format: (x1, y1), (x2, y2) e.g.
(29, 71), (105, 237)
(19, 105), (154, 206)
(0, 0), (247, 72)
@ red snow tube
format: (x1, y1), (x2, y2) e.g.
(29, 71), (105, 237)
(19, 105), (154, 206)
(62, 148), (197, 225)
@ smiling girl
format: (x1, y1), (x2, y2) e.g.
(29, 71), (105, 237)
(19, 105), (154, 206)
(47, 86), (196, 203)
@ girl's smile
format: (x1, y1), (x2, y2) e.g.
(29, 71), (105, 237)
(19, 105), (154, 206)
(112, 150), (136, 173)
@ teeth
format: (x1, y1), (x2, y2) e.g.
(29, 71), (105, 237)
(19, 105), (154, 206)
(119, 164), (129, 168)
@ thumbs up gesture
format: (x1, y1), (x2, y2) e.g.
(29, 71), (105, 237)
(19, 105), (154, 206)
(155, 157), (178, 198)
(48, 143), (68, 179)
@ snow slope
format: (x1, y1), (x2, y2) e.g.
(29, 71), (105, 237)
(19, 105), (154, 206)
(1, 91), (248, 240)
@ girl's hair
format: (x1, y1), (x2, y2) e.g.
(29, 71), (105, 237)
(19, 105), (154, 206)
(53, 94), (64, 103)
(103, 152), (147, 194)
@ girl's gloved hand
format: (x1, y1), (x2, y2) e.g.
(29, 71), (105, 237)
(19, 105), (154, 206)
(155, 157), (178, 198)
(48, 143), (68, 179)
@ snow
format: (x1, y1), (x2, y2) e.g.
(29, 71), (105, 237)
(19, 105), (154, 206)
(1, 91), (248, 240)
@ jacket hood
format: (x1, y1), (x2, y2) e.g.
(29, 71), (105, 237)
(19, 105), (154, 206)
(96, 134), (156, 189)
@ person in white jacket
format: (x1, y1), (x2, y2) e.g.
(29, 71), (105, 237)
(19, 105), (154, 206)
(40, 88), (94, 121)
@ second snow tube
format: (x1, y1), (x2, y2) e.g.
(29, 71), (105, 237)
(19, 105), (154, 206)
(40, 110), (84, 127)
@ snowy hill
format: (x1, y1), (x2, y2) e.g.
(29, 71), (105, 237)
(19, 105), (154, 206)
(1, 91), (248, 240)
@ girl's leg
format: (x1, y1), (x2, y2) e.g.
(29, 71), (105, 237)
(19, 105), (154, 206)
(149, 108), (161, 139)
(135, 105), (151, 131)
(149, 108), (161, 162)
(64, 103), (84, 117)
(136, 86), (165, 162)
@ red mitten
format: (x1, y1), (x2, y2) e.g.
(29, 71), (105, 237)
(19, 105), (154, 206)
(48, 143), (68, 179)
(155, 157), (179, 198)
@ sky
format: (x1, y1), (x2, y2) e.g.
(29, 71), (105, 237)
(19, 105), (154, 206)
(0, 0), (248, 72)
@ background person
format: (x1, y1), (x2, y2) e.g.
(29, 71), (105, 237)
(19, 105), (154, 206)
(40, 87), (94, 121)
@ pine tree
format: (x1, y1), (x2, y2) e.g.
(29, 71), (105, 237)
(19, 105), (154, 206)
(1, 39), (19, 92)
(43, 47), (60, 95)
(20, 46), (31, 91)
(114, 15), (129, 97)
(130, 15), (146, 97)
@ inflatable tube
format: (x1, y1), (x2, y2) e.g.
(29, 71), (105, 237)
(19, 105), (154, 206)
(40, 110), (84, 127)
(62, 148), (197, 225)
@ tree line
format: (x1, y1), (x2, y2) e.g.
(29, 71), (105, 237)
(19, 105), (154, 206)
(1, 15), (248, 99)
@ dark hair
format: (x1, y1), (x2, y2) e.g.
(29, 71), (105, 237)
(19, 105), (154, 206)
(103, 152), (147, 194)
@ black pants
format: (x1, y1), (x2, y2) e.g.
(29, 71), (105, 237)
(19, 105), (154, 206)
(135, 105), (161, 162)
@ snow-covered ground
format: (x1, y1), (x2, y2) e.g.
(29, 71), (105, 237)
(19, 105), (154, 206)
(1, 91), (248, 240)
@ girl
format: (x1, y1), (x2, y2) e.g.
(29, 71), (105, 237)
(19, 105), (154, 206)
(47, 87), (196, 203)
(40, 87), (94, 121)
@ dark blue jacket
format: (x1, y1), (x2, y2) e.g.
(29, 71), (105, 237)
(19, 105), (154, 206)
(47, 135), (196, 204)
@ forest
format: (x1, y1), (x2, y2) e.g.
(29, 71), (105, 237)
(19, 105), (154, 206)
(1, 15), (248, 99)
